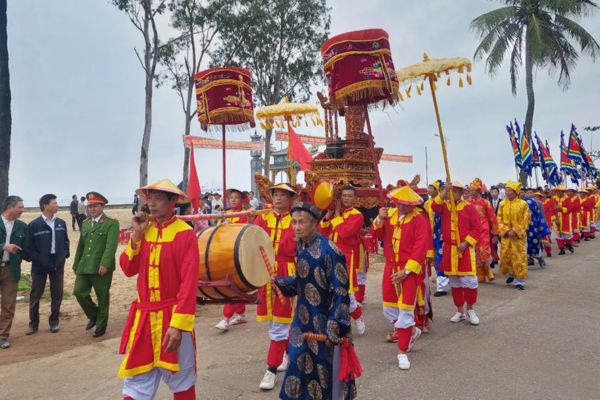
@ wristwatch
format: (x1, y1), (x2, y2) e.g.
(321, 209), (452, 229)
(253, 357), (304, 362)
(404, 270), (411, 276)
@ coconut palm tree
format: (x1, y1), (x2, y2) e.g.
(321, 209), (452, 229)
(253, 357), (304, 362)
(471, 0), (600, 184)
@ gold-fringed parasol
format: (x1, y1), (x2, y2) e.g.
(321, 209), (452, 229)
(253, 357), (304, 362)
(255, 97), (321, 185)
(396, 53), (472, 274)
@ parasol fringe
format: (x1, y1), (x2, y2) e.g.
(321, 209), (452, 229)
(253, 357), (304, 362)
(459, 77), (464, 88)
(406, 85), (412, 98)
(446, 76), (451, 86)
(203, 121), (254, 134)
(467, 73), (472, 85)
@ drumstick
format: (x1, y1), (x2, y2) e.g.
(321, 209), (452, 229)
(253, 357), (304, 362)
(177, 209), (270, 222)
(302, 332), (327, 342)
(259, 245), (286, 304)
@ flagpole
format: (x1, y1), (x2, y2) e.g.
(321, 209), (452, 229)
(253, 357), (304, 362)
(286, 116), (295, 186)
(222, 124), (227, 200)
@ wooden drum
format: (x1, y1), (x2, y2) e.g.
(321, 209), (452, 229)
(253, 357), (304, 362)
(197, 223), (273, 300)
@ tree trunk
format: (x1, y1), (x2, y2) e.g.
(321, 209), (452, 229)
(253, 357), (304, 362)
(0, 0), (10, 204)
(140, 70), (152, 187)
(181, 115), (192, 192)
(522, 26), (535, 187)
(263, 128), (272, 178)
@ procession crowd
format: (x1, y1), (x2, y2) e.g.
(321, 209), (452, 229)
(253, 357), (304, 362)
(1, 177), (599, 400)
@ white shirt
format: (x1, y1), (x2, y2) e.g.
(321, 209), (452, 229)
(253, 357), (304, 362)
(2, 214), (15, 262)
(499, 188), (506, 200)
(42, 214), (57, 254)
(92, 215), (101, 227)
(249, 198), (260, 208)
(491, 198), (500, 209)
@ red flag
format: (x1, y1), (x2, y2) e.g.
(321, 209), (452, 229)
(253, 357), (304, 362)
(287, 125), (313, 171)
(188, 144), (201, 212)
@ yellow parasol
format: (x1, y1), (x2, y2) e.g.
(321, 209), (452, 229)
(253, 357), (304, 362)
(255, 97), (322, 185)
(396, 53), (473, 274)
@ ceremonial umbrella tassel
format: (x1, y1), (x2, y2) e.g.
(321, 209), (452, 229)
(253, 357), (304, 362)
(194, 67), (256, 199)
(396, 53), (473, 271)
(255, 98), (321, 185)
(321, 28), (400, 205)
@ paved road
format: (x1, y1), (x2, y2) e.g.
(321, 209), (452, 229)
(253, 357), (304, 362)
(1, 242), (599, 400)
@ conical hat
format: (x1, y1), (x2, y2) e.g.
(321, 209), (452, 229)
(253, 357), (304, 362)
(137, 179), (187, 201)
(552, 185), (567, 191)
(388, 186), (423, 206)
(269, 183), (297, 196)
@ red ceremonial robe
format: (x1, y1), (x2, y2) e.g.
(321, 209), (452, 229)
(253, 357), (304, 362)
(320, 207), (364, 294)
(430, 195), (481, 276)
(118, 216), (199, 377)
(254, 210), (296, 323)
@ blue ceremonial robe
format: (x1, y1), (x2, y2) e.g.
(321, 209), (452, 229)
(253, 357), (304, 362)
(524, 197), (550, 257)
(275, 233), (357, 400)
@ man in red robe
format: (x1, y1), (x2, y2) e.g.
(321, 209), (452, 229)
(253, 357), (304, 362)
(552, 186), (575, 255)
(215, 188), (252, 332)
(567, 188), (582, 243)
(254, 183), (297, 391)
(579, 188), (595, 240)
(430, 181), (483, 325)
(320, 185), (366, 335)
(119, 179), (199, 400)
(371, 186), (431, 370)
(467, 178), (498, 283)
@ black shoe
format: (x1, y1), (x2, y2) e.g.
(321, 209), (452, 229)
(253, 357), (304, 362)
(566, 244), (575, 253)
(584, 237), (590, 241)
(85, 319), (96, 331)
(505, 277), (514, 284)
(93, 328), (106, 338)
(26, 326), (38, 336)
(515, 284), (525, 290)
(546, 253), (552, 258)
(527, 258), (534, 266)
(558, 249), (566, 255)
(433, 291), (447, 297)
(50, 323), (59, 333)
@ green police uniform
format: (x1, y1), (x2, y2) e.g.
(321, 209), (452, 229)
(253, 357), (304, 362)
(73, 212), (119, 334)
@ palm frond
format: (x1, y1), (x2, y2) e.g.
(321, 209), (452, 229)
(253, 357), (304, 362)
(541, 0), (599, 18)
(484, 22), (522, 76)
(470, 6), (518, 35)
(509, 27), (525, 94)
(554, 14), (600, 60)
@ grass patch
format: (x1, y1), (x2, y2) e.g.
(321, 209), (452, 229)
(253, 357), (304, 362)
(18, 273), (32, 291)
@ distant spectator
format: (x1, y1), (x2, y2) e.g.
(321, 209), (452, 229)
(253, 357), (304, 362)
(69, 195), (79, 231)
(0, 195), (30, 349)
(132, 193), (139, 215)
(212, 193), (223, 210)
(77, 196), (87, 226)
(27, 194), (70, 335)
(248, 191), (260, 209)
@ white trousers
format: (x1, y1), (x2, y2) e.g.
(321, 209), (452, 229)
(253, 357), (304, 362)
(122, 332), (196, 400)
(268, 321), (290, 341)
(448, 275), (478, 289)
(436, 275), (450, 292)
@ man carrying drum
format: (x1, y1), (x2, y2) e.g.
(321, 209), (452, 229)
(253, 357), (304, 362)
(215, 188), (252, 331)
(254, 183), (297, 391)
(118, 179), (199, 400)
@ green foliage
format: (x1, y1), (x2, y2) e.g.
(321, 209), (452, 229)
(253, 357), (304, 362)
(472, 0), (600, 94)
(211, 0), (331, 106)
(18, 273), (32, 291)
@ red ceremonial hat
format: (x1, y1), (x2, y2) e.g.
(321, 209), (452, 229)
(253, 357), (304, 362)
(321, 29), (399, 108)
(194, 67), (255, 131)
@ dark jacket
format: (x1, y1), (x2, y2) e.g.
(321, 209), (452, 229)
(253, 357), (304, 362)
(70, 200), (79, 215)
(491, 198), (502, 215)
(28, 215), (70, 273)
(0, 217), (30, 281)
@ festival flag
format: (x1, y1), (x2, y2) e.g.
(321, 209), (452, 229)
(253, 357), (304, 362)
(532, 138), (541, 168)
(506, 122), (522, 168)
(534, 132), (561, 186)
(517, 121), (533, 176)
(187, 144), (202, 213)
(567, 124), (584, 166)
(576, 130), (598, 180)
(287, 124), (313, 171)
(560, 131), (579, 185)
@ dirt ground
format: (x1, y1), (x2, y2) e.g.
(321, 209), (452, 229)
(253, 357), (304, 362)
(3, 208), (223, 365)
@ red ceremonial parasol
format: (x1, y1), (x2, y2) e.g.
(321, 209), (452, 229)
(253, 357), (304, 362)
(194, 66), (256, 199)
(321, 28), (399, 204)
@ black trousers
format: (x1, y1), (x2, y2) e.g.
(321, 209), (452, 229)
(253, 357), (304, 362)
(29, 258), (64, 328)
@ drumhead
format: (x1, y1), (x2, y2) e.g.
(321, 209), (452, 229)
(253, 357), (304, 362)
(235, 225), (273, 287)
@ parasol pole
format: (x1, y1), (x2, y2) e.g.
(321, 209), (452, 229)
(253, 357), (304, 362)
(222, 124), (227, 201)
(363, 104), (385, 206)
(286, 116), (296, 186)
(427, 75), (451, 182)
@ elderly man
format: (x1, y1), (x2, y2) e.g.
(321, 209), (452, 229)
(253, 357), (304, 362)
(118, 179), (199, 400)
(497, 182), (531, 290)
(275, 202), (357, 399)
(0, 196), (29, 349)
(372, 185), (431, 370)
(430, 181), (483, 325)
(73, 192), (120, 338)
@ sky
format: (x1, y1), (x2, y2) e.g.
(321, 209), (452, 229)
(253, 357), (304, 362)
(7, 0), (600, 206)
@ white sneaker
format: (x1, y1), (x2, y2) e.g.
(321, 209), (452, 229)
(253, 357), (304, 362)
(355, 316), (366, 336)
(229, 314), (247, 326)
(259, 370), (277, 390)
(407, 327), (421, 352)
(215, 319), (230, 331)
(277, 352), (289, 372)
(467, 309), (480, 325)
(397, 353), (411, 370)
(450, 312), (465, 323)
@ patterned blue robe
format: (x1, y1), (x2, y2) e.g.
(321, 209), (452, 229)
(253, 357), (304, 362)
(524, 197), (550, 257)
(275, 233), (357, 400)
(433, 212), (445, 275)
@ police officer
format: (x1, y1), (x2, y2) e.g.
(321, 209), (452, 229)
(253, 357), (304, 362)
(72, 192), (119, 338)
